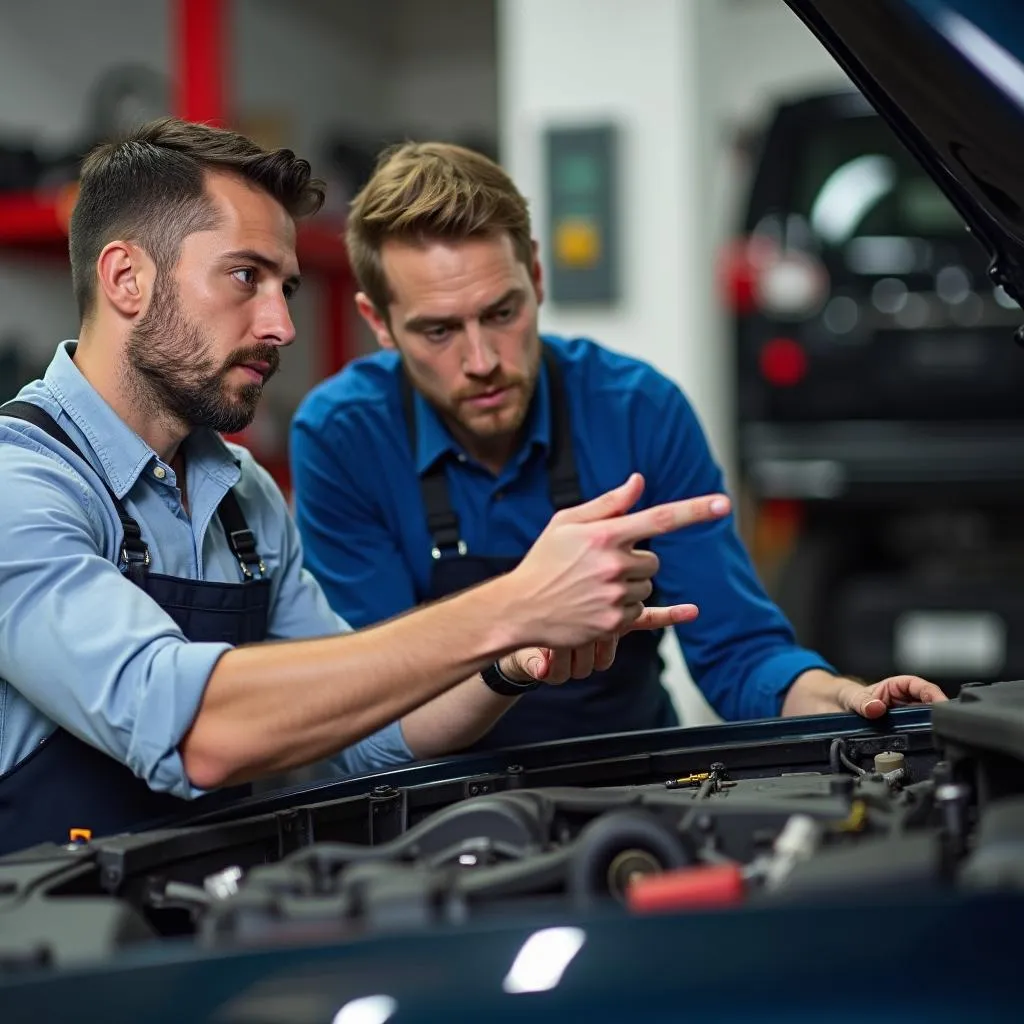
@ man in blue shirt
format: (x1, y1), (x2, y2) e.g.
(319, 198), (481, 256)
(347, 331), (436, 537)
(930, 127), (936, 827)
(290, 141), (945, 749)
(0, 119), (730, 854)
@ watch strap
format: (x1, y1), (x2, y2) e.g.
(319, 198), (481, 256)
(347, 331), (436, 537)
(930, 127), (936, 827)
(481, 659), (542, 696)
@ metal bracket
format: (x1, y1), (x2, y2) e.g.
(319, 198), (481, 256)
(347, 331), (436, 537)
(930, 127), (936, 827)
(368, 785), (407, 844)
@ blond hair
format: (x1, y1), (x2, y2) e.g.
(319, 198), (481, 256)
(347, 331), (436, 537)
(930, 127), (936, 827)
(346, 141), (533, 316)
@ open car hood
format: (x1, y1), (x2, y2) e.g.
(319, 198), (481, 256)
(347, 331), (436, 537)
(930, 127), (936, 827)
(784, 0), (1024, 323)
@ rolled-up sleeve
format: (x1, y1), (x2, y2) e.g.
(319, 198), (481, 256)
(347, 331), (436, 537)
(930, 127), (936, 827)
(0, 441), (226, 797)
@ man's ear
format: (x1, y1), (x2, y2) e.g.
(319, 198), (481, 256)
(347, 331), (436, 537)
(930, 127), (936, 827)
(530, 239), (545, 306)
(355, 292), (396, 350)
(96, 241), (153, 319)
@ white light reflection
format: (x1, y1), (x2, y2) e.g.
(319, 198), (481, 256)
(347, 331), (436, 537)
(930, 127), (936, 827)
(502, 926), (587, 994)
(332, 994), (398, 1024)
(823, 295), (860, 335)
(940, 12), (1024, 110)
(845, 236), (920, 276)
(936, 265), (972, 305)
(811, 155), (896, 245)
(995, 284), (1021, 310)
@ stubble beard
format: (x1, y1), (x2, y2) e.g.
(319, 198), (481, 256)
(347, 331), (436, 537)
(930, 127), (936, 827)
(124, 279), (272, 436)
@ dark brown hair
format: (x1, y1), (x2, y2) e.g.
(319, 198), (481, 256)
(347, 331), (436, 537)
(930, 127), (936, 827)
(346, 141), (533, 316)
(69, 117), (326, 320)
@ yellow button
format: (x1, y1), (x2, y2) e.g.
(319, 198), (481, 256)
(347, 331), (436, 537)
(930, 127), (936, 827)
(153, 465), (167, 480)
(554, 217), (602, 269)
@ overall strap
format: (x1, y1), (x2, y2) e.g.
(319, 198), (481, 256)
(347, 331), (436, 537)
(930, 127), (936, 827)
(216, 488), (267, 580)
(542, 345), (582, 511)
(1, 401), (267, 584)
(399, 372), (465, 558)
(1, 400), (150, 584)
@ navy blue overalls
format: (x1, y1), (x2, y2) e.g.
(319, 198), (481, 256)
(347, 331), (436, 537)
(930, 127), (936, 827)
(401, 345), (678, 752)
(0, 401), (269, 854)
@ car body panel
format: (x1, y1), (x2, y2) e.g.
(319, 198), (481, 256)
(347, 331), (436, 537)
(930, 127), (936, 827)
(1, 891), (1022, 1024)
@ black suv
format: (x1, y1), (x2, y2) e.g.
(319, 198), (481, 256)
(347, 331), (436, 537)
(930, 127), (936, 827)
(727, 89), (1024, 693)
(729, 88), (1024, 498)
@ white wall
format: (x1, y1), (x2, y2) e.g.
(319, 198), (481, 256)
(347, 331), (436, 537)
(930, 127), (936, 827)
(498, 0), (724, 462)
(714, 0), (853, 123)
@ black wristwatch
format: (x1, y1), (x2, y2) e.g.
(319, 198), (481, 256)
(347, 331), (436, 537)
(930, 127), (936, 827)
(481, 659), (542, 696)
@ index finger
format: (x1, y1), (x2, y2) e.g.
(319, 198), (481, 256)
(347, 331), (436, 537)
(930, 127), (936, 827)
(609, 494), (731, 546)
(622, 604), (700, 633)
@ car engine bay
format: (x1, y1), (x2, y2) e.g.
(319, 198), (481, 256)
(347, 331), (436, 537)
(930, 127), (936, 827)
(2, 678), (1023, 972)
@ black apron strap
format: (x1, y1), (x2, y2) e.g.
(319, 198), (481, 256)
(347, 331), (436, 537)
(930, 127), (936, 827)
(216, 488), (268, 580)
(542, 345), (583, 511)
(399, 371), (466, 558)
(399, 344), (584, 560)
(1, 400), (267, 584)
(1, 400), (151, 584)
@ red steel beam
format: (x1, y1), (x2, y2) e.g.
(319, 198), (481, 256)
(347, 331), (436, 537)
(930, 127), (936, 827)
(175, 0), (228, 124)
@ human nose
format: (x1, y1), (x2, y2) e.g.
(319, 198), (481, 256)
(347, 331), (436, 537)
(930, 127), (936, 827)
(462, 321), (499, 377)
(256, 289), (297, 347)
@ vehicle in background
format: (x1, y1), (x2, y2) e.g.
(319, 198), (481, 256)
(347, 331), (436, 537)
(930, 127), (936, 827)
(724, 88), (1024, 695)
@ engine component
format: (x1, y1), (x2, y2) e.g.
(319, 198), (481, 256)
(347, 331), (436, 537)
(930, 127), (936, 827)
(567, 810), (692, 902)
(762, 814), (822, 890)
(874, 750), (905, 774)
(4, 686), (1019, 971)
(626, 863), (747, 913)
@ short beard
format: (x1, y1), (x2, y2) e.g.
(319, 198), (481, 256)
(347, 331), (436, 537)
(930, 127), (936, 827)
(125, 278), (274, 436)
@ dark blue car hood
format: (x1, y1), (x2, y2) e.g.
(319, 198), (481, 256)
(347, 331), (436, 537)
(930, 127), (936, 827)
(785, 0), (1024, 316)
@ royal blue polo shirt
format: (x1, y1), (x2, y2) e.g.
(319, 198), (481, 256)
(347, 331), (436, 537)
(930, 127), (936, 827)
(289, 335), (834, 721)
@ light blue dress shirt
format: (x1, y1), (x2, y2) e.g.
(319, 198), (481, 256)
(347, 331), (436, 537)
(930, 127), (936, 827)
(0, 342), (412, 798)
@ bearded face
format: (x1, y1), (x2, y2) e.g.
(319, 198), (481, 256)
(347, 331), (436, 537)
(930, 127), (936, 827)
(125, 275), (280, 436)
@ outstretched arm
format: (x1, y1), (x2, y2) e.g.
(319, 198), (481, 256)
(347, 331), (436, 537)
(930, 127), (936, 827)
(182, 475), (731, 787)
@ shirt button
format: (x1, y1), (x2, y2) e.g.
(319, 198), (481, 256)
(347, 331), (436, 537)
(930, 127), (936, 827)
(457, 453), (468, 463)
(153, 466), (167, 480)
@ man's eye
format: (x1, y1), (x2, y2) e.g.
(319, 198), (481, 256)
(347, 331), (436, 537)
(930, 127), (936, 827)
(424, 326), (451, 342)
(488, 306), (514, 323)
(232, 268), (256, 287)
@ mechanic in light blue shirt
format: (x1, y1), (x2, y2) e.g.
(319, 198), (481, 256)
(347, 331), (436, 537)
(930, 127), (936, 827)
(290, 141), (945, 750)
(0, 119), (727, 854)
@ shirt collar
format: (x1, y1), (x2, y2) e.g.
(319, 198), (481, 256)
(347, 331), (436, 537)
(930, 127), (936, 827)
(412, 356), (552, 475)
(43, 340), (240, 498)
